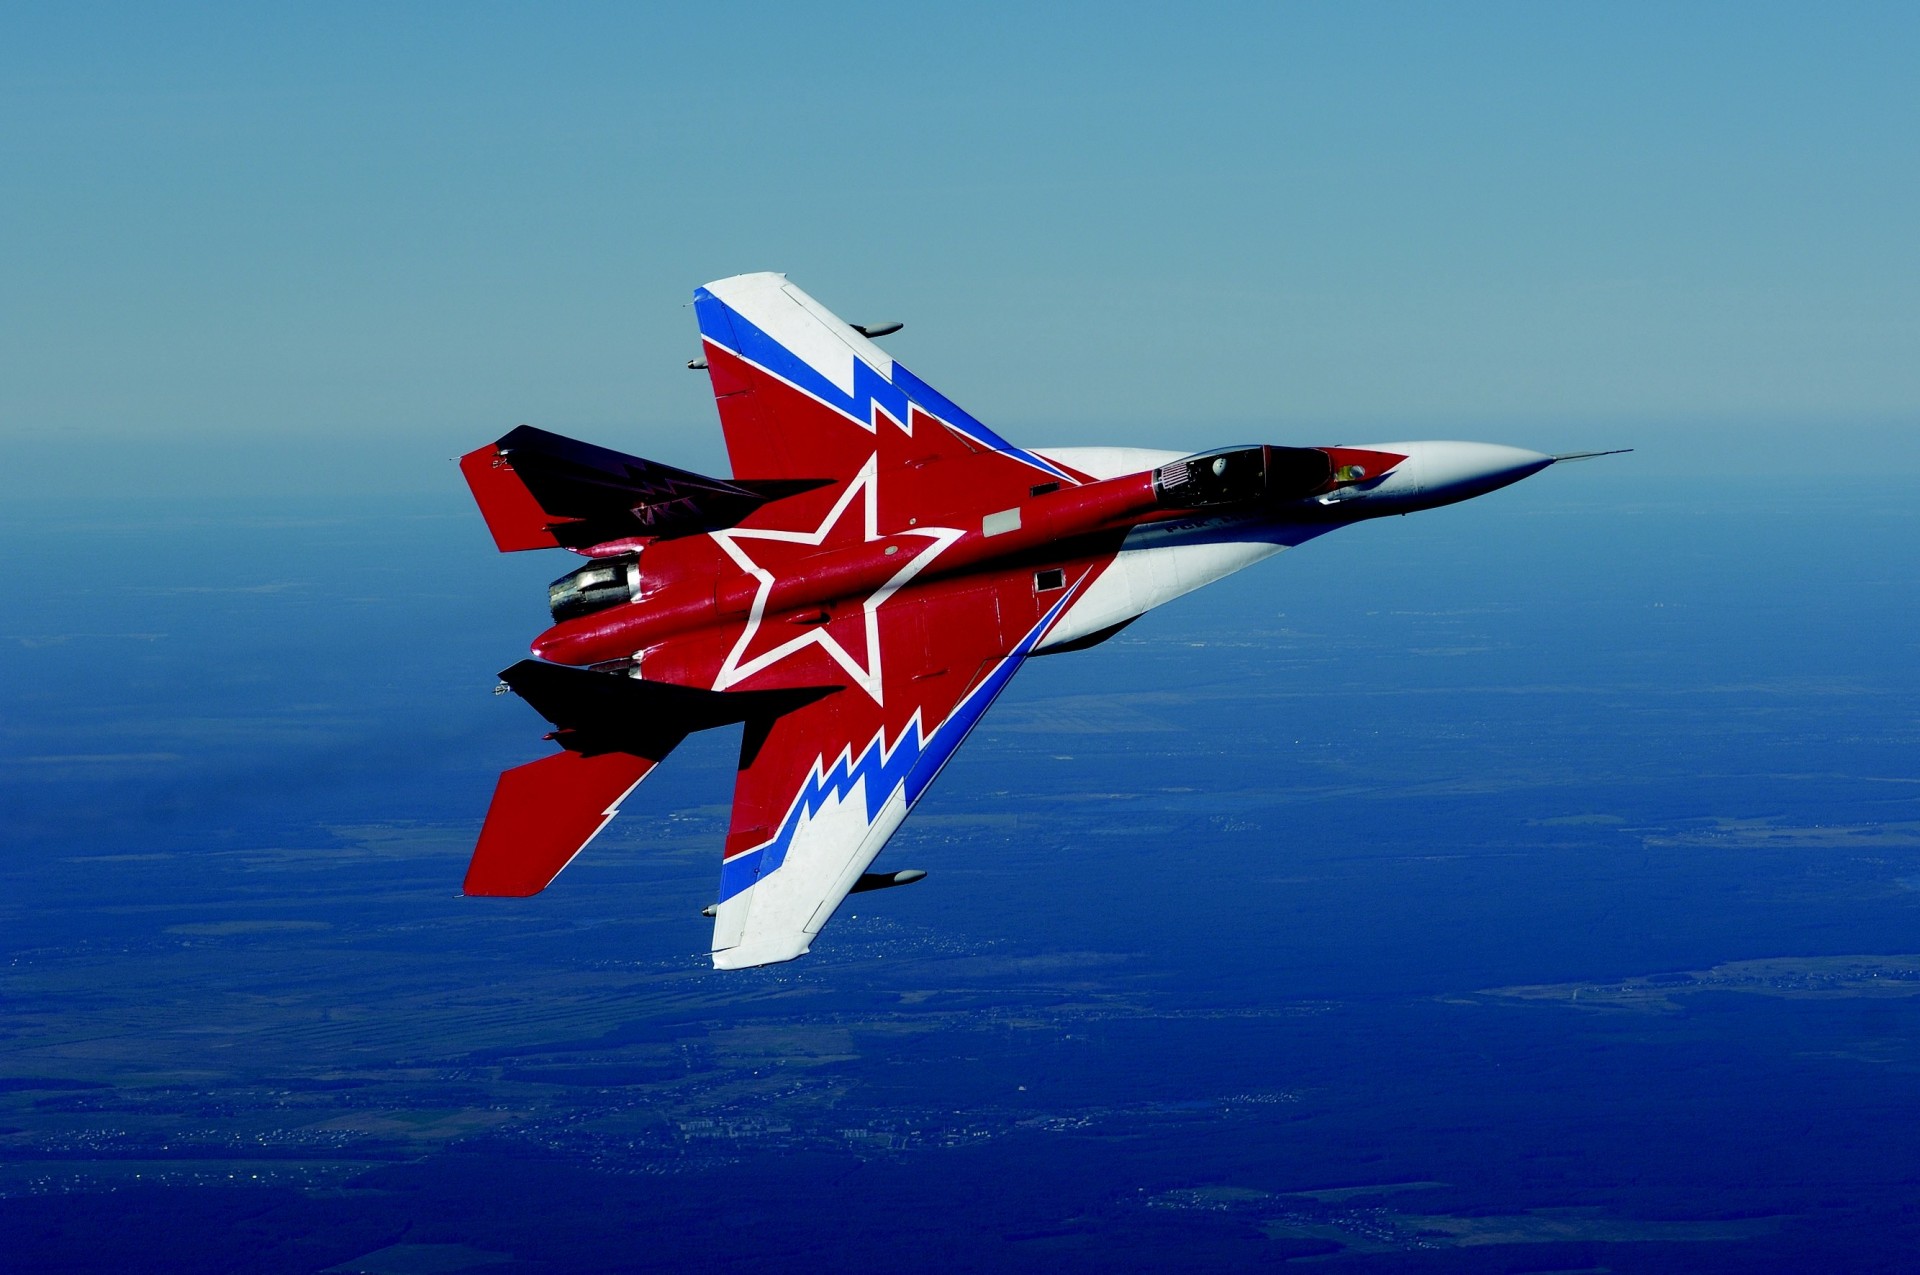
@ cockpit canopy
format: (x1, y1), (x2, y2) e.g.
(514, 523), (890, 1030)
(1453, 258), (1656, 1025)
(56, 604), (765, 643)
(1152, 445), (1333, 509)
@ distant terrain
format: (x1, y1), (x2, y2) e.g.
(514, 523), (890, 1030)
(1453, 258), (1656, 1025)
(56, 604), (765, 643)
(4, 474), (1919, 1272)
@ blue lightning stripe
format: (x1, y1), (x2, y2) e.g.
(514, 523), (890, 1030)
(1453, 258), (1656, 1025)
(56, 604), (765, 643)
(694, 288), (1077, 485)
(717, 591), (1075, 903)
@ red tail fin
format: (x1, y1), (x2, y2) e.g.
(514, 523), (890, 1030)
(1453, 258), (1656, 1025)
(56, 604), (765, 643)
(459, 425), (827, 553)
(460, 439), (564, 552)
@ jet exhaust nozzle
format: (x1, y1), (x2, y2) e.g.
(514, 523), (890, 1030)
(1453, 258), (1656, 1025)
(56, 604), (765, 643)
(548, 555), (641, 623)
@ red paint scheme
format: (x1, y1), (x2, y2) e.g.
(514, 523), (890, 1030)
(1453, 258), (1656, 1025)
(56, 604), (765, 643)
(471, 349), (1129, 900)
(521, 377), (1404, 677)
(719, 558), (1111, 866)
(467, 334), (1409, 909)
(703, 342), (1095, 502)
(459, 442), (568, 552)
(463, 750), (656, 896)
(529, 469), (1159, 669)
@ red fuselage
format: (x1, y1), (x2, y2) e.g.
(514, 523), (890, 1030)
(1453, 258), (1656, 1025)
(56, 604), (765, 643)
(531, 445), (1409, 675)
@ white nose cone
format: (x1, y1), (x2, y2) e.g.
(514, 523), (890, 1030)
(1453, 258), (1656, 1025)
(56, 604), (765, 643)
(1412, 441), (1555, 503)
(1335, 441), (1555, 515)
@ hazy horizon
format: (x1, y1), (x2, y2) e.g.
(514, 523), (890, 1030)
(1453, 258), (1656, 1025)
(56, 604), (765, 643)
(6, 6), (1919, 1271)
(6, 3), (1918, 457)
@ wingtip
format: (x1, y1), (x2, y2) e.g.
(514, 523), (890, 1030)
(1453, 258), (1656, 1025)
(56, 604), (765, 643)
(710, 933), (812, 970)
(710, 946), (810, 971)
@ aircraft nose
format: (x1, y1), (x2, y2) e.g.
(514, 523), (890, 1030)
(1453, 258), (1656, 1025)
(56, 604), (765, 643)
(1408, 441), (1554, 503)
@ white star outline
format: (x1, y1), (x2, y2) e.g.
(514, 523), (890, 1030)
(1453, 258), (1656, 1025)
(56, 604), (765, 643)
(709, 455), (964, 705)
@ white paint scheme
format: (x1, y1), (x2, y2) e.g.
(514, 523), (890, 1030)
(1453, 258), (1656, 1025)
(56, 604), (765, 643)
(1036, 446), (1185, 481)
(1328, 441), (1554, 510)
(711, 775), (914, 970)
(1030, 442), (1551, 652)
(702, 273), (900, 397)
(1408, 440), (1554, 503)
(1037, 442), (1549, 505)
(1036, 518), (1308, 651)
(1035, 445), (1314, 652)
(709, 877), (752, 952)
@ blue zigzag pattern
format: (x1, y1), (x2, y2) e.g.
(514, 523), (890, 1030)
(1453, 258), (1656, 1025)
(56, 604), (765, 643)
(694, 288), (1076, 484)
(717, 593), (1073, 903)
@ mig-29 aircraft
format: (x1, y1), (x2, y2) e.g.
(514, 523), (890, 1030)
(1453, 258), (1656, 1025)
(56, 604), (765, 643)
(461, 273), (1617, 969)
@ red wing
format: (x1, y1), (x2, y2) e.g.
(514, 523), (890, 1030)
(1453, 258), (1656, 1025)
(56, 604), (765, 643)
(692, 273), (1084, 490)
(704, 564), (1094, 968)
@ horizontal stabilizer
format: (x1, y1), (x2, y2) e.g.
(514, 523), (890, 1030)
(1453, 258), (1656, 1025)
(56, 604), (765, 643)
(467, 668), (844, 898)
(460, 425), (827, 552)
(500, 660), (839, 763)
(464, 750), (658, 897)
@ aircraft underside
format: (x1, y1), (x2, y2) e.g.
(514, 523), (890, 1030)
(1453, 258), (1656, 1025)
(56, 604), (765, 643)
(459, 272), (1600, 968)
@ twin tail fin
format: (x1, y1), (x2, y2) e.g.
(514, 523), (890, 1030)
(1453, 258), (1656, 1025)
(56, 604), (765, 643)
(459, 424), (826, 553)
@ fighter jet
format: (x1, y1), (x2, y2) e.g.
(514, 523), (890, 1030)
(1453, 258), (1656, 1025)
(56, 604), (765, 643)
(461, 273), (1619, 969)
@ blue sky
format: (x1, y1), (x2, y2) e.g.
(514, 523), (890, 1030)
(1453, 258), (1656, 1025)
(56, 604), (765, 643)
(3, 2), (1917, 490)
